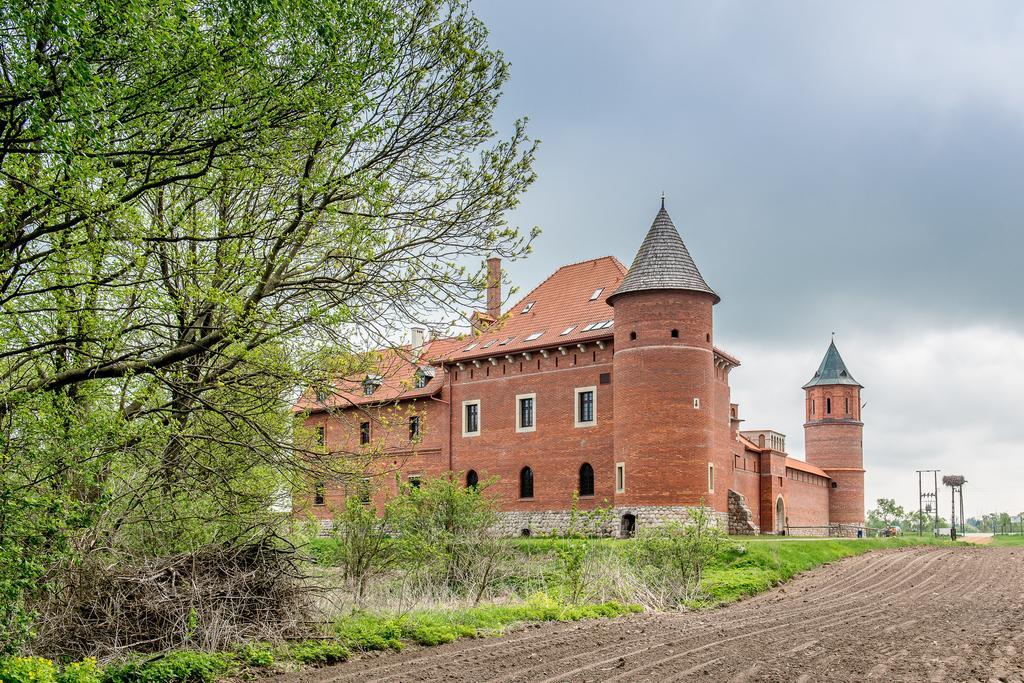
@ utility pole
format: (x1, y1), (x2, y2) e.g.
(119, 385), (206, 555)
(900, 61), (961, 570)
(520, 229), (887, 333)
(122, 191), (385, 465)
(942, 475), (966, 541)
(917, 469), (940, 536)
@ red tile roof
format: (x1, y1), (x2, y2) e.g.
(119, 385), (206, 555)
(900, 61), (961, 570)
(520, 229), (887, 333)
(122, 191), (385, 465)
(785, 457), (831, 479)
(294, 345), (452, 413)
(738, 434), (762, 452)
(435, 256), (628, 362)
(294, 254), (744, 411)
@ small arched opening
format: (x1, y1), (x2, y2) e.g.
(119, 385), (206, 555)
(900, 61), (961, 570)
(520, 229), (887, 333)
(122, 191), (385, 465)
(578, 462), (594, 496)
(670, 329), (679, 338)
(775, 497), (786, 535)
(620, 513), (637, 538)
(466, 469), (479, 489)
(520, 528), (531, 537)
(629, 331), (637, 341)
(519, 466), (534, 499)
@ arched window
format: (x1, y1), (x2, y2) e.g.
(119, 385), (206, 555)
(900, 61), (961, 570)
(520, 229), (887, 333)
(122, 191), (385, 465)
(579, 463), (595, 496)
(519, 466), (534, 498)
(670, 329), (679, 338)
(466, 469), (479, 488)
(629, 331), (637, 341)
(826, 397), (832, 414)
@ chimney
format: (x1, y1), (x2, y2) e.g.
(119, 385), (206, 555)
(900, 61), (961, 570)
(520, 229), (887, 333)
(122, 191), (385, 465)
(486, 257), (501, 319)
(410, 327), (426, 356)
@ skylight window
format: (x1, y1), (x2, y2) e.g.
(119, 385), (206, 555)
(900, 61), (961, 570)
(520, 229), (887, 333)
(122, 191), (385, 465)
(522, 301), (535, 314)
(590, 288), (604, 301)
(560, 325), (576, 336)
(581, 322), (597, 332)
(524, 331), (543, 341)
(598, 320), (614, 329)
(498, 336), (516, 346)
(480, 339), (497, 349)
(463, 342), (478, 351)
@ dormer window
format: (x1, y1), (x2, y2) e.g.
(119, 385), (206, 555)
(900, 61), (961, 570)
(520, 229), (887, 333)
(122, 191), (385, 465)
(589, 288), (603, 301)
(413, 366), (435, 389)
(363, 375), (382, 396)
(522, 301), (536, 314)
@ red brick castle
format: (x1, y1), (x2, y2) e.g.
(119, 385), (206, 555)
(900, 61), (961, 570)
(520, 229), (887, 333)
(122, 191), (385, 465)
(297, 203), (866, 535)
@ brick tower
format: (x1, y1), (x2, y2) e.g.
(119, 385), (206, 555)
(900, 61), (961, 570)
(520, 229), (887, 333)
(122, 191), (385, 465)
(803, 340), (865, 527)
(607, 201), (720, 513)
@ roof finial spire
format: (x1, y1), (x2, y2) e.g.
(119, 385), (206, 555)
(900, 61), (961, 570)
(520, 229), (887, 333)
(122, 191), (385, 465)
(660, 192), (665, 210)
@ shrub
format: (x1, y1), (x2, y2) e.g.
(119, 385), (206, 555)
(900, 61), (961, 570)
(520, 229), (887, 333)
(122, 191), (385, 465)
(325, 494), (415, 603)
(236, 643), (274, 668)
(334, 614), (404, 652)
(0, 656), (58, 683)
(552, 539), (590, 605)
(57, 658), (101, 683)
(626, 506), (729, 607)
(102, 651), (231, 683)
(287, 641), (348, 667)
(391, 474), (505, 600)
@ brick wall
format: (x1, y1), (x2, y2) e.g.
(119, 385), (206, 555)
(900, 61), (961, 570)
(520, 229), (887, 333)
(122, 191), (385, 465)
(449, 343), (616, 513)
(610, 289), (719, 509)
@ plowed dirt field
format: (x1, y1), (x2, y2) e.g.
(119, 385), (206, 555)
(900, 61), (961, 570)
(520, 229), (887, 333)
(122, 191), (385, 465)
(276, 546), (1024, 682)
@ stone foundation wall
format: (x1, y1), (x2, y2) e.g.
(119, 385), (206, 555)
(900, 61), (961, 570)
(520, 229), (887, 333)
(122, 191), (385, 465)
(727, 489), (760, 535)
(317, 506), (731, 538)
(495, 505), (729, 538)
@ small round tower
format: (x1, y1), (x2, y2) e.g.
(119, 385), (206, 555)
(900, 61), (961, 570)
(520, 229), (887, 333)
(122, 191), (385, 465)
(803, 339), (865, 527)
(607, 201), (720, 511)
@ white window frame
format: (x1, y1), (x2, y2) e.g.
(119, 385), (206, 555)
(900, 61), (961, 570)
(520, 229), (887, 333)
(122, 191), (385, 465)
(574, 386), (597, 428)
(462, 399), (481, 437)
(515, 393), (536, 433)
(708, 462), (715, 493)
(615, 462), (625, 493)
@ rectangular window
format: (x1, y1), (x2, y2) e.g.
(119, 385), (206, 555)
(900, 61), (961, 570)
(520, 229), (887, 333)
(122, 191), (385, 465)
(313, 481), (325, 506)
(409, 415), (420, 440)
(462, 400), (480, 436)
(408, 474), (422, 489)
(516, 394), (536, 432)
(316, 425), (325, 446)
(615, 462), (625, 493)
(359, 421), (370, 445)
(359, 477), (371, 504)
(708, 463), (715, 492)
(575, 387), (596, 427)
(599, 372), (611, 385)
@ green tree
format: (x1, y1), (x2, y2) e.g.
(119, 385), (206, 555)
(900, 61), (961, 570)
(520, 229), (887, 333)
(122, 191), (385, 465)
(0, 0), (535, 653)
(867, 498), (905, 529)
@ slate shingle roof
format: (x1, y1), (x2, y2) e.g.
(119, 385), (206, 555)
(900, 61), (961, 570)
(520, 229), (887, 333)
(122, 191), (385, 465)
(802, 340), (862, 389)
(607, 204), (719, 305)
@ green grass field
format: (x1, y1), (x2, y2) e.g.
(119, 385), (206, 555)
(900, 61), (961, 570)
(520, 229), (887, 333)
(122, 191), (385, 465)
(990, 534), (1024, 547)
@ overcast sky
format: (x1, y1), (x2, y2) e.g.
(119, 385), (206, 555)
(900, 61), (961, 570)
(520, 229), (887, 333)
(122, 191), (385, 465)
(472, 0), (1024, 518)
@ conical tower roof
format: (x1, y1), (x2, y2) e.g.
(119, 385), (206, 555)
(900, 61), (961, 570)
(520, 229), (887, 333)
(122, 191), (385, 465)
(607, 202), (719, 305)
(803, 339), (862, 389)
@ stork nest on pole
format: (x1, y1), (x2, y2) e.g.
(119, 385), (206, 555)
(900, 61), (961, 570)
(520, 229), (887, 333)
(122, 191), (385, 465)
(942, 474), (966, 487)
